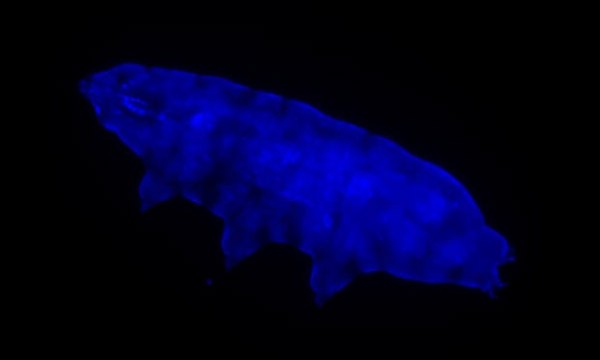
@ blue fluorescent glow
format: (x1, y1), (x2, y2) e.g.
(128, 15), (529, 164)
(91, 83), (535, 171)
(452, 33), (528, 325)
(80, 63), (513, 306)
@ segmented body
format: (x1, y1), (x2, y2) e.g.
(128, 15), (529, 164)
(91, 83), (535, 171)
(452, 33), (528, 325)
(81, 64), (512, 305)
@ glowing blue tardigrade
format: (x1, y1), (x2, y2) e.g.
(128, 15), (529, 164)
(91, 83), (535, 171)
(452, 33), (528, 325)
(80, 63), (513, 305)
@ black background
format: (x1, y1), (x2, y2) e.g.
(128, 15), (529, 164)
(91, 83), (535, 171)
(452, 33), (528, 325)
(49, 21), (537, 355)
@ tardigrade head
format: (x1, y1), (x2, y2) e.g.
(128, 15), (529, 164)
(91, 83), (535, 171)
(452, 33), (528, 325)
(79, 63), (209, 155)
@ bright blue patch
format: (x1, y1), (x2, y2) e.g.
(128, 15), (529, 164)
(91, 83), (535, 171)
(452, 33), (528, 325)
(80, 63), (513, 306)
